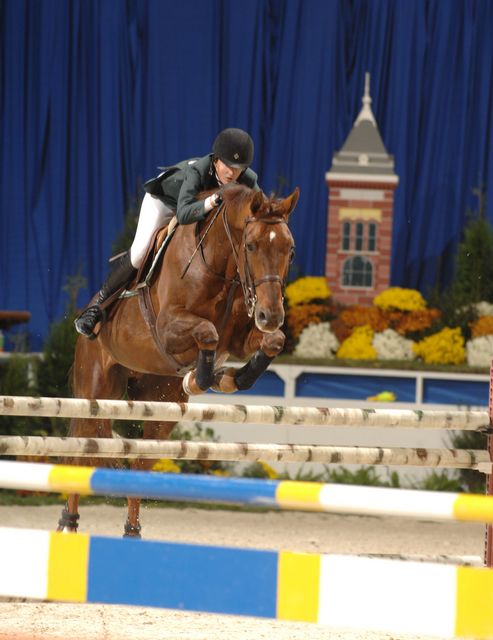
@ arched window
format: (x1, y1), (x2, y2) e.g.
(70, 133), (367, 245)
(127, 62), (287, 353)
(342, 256), (373, 288)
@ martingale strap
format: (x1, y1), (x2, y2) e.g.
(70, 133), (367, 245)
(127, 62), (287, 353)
(139, 287), (193, 376)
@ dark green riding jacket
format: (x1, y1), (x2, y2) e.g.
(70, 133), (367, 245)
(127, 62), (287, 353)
(143, 154), (260, 225)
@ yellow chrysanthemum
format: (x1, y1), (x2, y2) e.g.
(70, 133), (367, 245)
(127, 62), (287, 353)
(413, 327), (465, 365)
(152, 458), (181, 473)
(260, 462), (278, 479)
(336, 325), (377, 361)
(285, 276), (331, 307)
(373, 287), (427, 312)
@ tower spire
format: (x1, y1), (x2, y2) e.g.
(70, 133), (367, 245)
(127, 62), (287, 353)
(355, 72), (377, 126)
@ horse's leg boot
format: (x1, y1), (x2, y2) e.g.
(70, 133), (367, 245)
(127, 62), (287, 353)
(57, 507), (80, 533)
(74, 252), (137, 339)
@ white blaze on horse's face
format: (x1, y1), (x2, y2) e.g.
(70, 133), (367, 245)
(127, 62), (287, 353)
(269, 231), (276, 242)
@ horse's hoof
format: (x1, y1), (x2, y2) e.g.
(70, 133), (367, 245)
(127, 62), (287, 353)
(182, 371), (203, 395)
(211, 367), (239, 393)
(123, 521), (142, 539)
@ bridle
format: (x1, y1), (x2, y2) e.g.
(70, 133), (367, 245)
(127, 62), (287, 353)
(221, 206), (290, 318)
(183, 202), (291, 318)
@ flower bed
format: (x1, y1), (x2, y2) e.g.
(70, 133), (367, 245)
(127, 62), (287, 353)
(283, 278), (493, 368)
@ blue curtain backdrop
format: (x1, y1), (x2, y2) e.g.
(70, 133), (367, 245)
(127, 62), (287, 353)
(2, 0), (493, 349)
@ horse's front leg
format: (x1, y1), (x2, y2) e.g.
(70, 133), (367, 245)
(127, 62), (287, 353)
(172, 318), (219, 395)
(212, 329), (285, 393)
(57, 493), (81, 533)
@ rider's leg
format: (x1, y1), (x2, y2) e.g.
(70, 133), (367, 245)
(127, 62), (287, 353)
(74, 251), (137, 338)
(74, 195), (174, 339)
(129, 194), (174, 268)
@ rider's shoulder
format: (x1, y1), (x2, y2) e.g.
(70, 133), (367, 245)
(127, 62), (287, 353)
(143, 156), (205, 195)
(240, 167), (259, 189)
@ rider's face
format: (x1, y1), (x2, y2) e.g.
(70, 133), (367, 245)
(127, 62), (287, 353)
(214, 158), (243, 184)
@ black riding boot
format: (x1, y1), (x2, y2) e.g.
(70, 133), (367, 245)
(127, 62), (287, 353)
(74, 252), (137, 339)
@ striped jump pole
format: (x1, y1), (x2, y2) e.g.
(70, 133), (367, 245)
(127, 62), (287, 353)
(1, 459), (493, 523)
(0, 526), (492, 638)
(0, 395), (490, 430)
(0, 435), (491, 470)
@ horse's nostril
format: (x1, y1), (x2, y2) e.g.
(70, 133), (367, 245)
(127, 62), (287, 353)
(258, 311), (267, 324)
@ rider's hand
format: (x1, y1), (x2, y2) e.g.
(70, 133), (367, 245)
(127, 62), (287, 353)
(212, 191), (223, 207)
(205, 191), (223, 212)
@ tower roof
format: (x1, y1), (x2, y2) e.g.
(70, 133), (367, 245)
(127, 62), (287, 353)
(327, 73), (398, 183)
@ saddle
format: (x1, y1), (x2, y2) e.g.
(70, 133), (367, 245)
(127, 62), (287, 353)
(122, 218), (178, 297)
(99, 219), (178, 315)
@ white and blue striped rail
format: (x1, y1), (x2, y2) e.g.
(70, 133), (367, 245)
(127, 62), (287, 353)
(1, 459), (493, 523)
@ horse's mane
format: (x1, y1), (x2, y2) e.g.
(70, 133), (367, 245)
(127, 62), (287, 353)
(198, 184), (280, 220)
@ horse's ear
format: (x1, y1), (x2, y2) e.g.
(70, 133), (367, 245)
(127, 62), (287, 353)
(250, 190), (265, 214)
(282, 187), (300, 217)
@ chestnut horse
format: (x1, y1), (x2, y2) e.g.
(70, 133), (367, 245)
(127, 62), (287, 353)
(58, 184), (299, 537)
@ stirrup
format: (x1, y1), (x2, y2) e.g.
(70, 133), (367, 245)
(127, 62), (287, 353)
(74, 305), (103, 340)
(123, 520), (142, 539)
(57, 508), (80, 532)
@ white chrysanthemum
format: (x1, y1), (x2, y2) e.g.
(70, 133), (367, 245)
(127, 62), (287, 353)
(466, 335), (493, 367)
(474, 301), (493, 318)
(373, 329), (415, 361)
(294, 322), (339, 359)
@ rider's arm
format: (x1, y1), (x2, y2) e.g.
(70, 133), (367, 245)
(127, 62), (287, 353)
(175, 166), (209, 225)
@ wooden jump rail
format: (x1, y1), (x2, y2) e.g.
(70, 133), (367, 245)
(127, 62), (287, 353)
(0, 435), (491, 471)
(0, 395), (490, 430)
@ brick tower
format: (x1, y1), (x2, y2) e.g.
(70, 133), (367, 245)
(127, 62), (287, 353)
(325, 73), (399, 306)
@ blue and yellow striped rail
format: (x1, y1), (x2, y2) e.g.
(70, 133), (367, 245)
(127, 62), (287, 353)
(0, 526), (492, 638)
(1, 460), (493, 523)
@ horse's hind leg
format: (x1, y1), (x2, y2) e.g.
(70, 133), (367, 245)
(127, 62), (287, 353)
(57, 337), (128, 532)
(124, 374), (188, 538)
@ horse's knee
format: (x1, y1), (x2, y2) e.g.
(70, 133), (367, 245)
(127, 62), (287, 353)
(191, 321), (219, 350)
(260, 330), (285, 357)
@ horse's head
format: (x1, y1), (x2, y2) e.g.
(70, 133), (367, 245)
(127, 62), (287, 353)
(225, 186), (299, 333)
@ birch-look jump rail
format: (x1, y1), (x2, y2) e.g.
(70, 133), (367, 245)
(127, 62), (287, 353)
(0, 395), (490, 431)
(0, 436), (491, 471)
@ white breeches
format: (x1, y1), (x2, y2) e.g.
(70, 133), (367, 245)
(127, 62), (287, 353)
(130, 194), (174, 268)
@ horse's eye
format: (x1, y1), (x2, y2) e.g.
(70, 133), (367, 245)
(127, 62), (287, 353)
(289, 247), (296, 263)
(246, 242), (256, 252)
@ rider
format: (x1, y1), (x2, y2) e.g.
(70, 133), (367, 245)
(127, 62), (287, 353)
(74, 128), (260, 338)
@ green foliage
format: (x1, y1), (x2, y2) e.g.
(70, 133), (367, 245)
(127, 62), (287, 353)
(0, 355), (46, 435)
(447, 430), (487, 494)
(37, 312), (78, 399)
(167, 422), (234, 476)
(410, 470), (464, 493)
(241, 462), (274, 479)
(323, 465), (401, 487)
(0, 274), (83, 437)
(451, 204), (493, 306)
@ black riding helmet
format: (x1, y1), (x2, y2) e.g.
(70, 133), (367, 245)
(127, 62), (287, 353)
(212, 128), (254, 169)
